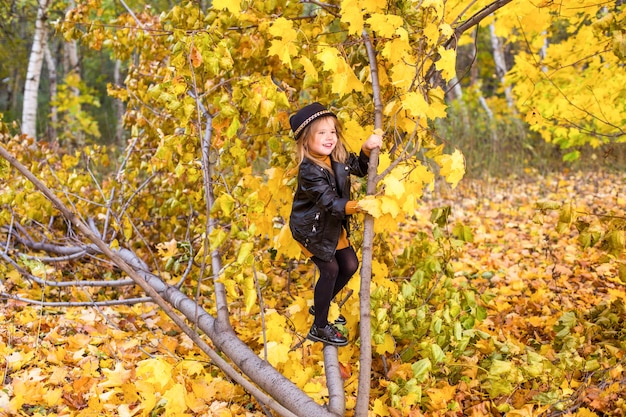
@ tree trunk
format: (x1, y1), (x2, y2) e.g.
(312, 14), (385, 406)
(44, 42), (58, 142)
(355, 29), (383, 417)
(113, 59), (125, 145)
(22, 0), (51, 139)
(489, 22), (516, 112)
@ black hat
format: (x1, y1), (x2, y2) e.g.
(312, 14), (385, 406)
(289, 102), (336, 140)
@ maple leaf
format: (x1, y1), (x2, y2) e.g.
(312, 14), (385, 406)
(382, 174), (405, 199)
(374, 333), (396, 354)
(402, 92), (429, 119)
(434, 150), (465, 188)
(373, 398), (391, 416)
(316, 46), (364, 95)
(266, 341), (291, 367)
(99, 362), (132, 388)
(137, 358), (173, 392)
(358, 196), (382, 218)
(366, 14), (404, 38)
(340, 0), (364, 35)
(157, 239), (179, 260)
(268, 17), (299, 68)
(426, 382), (456, 410)
(435, 46), (456, 81)
(163, 383), (188, 415)
(212, 0), (241, 14)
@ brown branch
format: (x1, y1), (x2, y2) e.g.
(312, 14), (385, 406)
(425, 0), (514, 82)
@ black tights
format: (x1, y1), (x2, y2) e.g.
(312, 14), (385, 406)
(311, 247), (359, 327)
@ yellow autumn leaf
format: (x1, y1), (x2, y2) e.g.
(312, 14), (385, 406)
(435, 46), (456, 81)
(402, 92), (429, 119)
(43, 388), (63, 408)
(299, 56), (319, 81)
(342, 119), (370, 152)
(266, 341), (291, 366)
(212, 0), (241, 14)
(237, 241), (254, 264)
(340, 0), (364, 35)
(423, 21), (440, 46)
(361, 0), (386, 13)
(377, 151), (391, 174)
(372, 398), (391, 416)
(189, 44), (202, 68)
(372, 260), (392, 290)
(316, 46), (364, 95)
(382, 174), (405, 198)
(99, 362), (132, 388)
(275, 224), (301, 259)
(358, 195), (382, 217)
(380, 196), (401, 218)
(243, 275), (257, 314)
(408, 161), (434, 192)
(374, 333), (396, 354)
(162, 383), (187, 415)
(157, 238), (178, 260)
(390, 61), (417, 89)
(122, 215), (133, 240)
(136, 358), (173, 392)
(262, 309), (288, 341)
(426, 382), (456, 410)
(434, 149), (465, 188)
(268, 17), (297, 42)
(525, 107), (543, 125)
(366, 14), (404, 38)
(382, 29), (411, 64)
(267, 17), (299, 68)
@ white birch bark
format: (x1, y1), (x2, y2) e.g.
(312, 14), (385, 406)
(44, 43), (57, 141)
(21, 0), (51, 139)
(489, 22), (516, 112)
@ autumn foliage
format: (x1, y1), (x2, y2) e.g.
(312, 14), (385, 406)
(1, 0), (626, 416)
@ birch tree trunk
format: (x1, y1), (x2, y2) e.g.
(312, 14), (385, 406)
(21, 0), (51, 139)
(489, 22), (516, 112)
(113, 59), (125, 145)
(44, 43), (58, 141)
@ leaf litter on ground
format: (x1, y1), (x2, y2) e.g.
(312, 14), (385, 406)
(1, 170), (625, 416)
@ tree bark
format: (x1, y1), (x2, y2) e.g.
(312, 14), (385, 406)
(44, 42), (58, 141)
(113, 60), (125, 145)
(22, 0), (51, 139)
(355, 28), (383, 417)
(489, 23), (516, 112)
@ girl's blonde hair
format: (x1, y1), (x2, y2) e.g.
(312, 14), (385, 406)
(295, 115), (349, 171)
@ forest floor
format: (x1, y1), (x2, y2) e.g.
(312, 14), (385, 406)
(415, 169), (626, 415)
(1, 169), (625, 416)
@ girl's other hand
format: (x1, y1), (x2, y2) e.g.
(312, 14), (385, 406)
(362, 132), (383, 152)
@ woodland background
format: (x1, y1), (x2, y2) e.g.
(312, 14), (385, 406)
(0, 0), (625, 416)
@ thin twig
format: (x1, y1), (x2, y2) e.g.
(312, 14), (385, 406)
(253, 261), (268, 362)
(0, 292), (151, 306)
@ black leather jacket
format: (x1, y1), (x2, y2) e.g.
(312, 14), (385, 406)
(290, 151), (370, 261)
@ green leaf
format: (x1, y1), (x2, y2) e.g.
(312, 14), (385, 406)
(411, 358), (432, 382)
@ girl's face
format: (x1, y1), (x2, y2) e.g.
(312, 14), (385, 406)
(307, 117), (337, 156)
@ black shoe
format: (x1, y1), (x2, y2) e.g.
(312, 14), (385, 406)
(307, 323), (348, 346)
(309, 306), (347, 325)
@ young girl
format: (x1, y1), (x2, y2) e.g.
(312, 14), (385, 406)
(289, 102), (382, 346)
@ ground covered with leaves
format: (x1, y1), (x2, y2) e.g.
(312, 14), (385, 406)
(1, 170), (625, 416)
